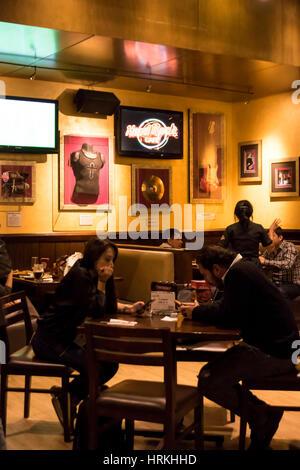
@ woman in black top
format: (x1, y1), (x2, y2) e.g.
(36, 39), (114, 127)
(218, 200), (273, 265)
(32, 238), (144, 427)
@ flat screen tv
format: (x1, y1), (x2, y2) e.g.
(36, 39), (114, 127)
(115, 106), (183, 158)
(0, 95), (59, 153)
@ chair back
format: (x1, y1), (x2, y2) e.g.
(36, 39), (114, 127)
(0, 291), (34, 359)
(84, 322), (177, 414)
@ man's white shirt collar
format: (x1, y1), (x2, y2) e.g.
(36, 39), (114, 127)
(222, 254), (243, 282)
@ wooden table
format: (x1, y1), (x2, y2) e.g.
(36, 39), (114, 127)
(13, 276), (60, 314)
(85, 312), (240, 362)
(13, 275), (124, 315)
(86, 312), (240, 447)
(100, 312), (240, 341)
(121, 313), (240, 362)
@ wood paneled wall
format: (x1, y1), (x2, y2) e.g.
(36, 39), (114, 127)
(2, 232), (96, 270)
(2, 228), (298, 271)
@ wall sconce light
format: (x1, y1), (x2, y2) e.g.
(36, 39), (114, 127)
(29, 67), (37, 80)
(146, 84), (152, 93)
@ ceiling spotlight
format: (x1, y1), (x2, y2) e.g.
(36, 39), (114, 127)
(146, 84), (152, 93)
(29, 67), (37, 80)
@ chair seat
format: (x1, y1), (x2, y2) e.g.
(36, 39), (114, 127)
(96, 380), (200, 421)
(243, 370), (300, 390)
(6, 345), (71, 375)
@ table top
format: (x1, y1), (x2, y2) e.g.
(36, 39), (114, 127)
(13, 275), (124, 285)
(13, 276), (60, 286)
(87, 312), (240, 342)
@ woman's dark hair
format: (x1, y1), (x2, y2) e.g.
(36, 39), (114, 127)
(234, 200), (253, 230)
(81, 238), (118, 270)
(196, 245), (236, 271)
(81, 238), (118, 314)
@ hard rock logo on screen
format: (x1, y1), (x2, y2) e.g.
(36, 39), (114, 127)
(125, 119), (179, 150)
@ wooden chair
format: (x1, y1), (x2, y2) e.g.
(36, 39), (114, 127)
(176, 340), (236, 425)
(239, 371), (300, 450)
(0, 291), (74, 442)
(84, 321), (203, 450)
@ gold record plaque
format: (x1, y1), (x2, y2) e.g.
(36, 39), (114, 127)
(131, 165), (172, 210)
(141, 175), (164, 202)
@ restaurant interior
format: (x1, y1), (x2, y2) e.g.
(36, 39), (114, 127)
(0, 0), (300, 452)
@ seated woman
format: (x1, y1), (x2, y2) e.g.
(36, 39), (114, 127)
(31, 238), (144, 428)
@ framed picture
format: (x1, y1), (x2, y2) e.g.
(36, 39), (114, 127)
(0, 160), (36, 204)
(270, 157), (299, 198)
(238, 140), (262, 184)
(131, 165), (172, 209)
(59, 134), (113, 211)
(189, 112), (224, 203)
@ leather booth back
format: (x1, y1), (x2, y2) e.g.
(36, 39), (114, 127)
(114, 248), (174, 302)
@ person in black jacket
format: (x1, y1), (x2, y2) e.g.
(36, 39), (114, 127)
(32, 238), (144, 429)
(179, 245), (299, 450)
(218, 200), (273, 265)
(0, 239), (13, 296)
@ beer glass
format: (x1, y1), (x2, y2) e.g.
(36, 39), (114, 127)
(33, 263), (44, 281)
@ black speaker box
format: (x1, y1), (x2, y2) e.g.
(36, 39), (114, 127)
(74, 89), (120, 115)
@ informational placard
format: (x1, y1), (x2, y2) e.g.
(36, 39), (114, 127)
(150, 290), (176, 313)
(79, 214), (93, 226)
(7, 211), (22, 227)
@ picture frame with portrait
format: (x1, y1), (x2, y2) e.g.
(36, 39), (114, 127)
(238, 140), (262, 184)
(270, 157), (299, 198)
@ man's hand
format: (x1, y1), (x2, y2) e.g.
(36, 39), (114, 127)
(259, 256), (265, 265)
(268, 218), (281, 241)
(178, 301), (198, 319)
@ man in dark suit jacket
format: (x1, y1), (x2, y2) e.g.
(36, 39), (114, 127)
(180, 245), (299, 450)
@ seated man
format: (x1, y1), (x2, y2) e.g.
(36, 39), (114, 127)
(159, 228), (183, 249)
(259, 226), (300, 300)
(179, 245), (299, 450)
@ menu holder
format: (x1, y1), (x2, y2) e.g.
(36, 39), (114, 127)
(150, 281), (177, 315)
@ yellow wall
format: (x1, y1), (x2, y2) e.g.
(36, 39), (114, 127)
(1, 76), (299, 235)
(232, 91), (300, 230)
(0, 76), (233, 234)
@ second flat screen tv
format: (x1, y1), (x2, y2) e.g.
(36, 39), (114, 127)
(116, 106), (183, 158)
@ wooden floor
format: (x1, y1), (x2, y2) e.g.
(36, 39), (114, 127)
(4, 361), (300, 451)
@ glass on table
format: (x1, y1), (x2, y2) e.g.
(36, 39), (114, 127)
(31, 257), (38, 270)
(32, 263), (44, 281)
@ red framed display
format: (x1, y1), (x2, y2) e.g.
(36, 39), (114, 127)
(60, 134), (113, 211)
(131, 164), (172, 209)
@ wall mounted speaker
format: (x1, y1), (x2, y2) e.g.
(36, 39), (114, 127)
(74, 89), (120, 115)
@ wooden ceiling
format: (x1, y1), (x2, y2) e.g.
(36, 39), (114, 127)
(0, 0), (299, 102)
